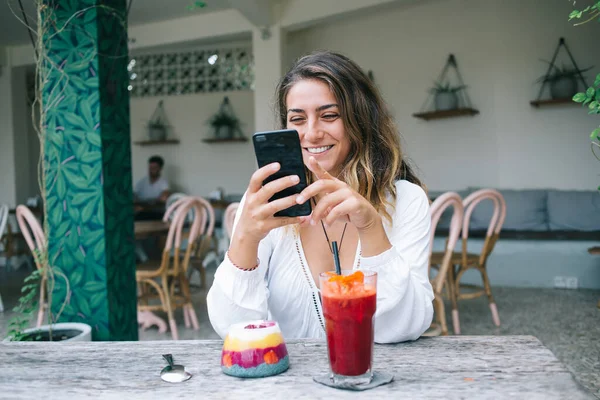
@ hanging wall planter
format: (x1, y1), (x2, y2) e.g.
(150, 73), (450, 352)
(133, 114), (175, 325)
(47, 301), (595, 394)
(203, 96), (247, 143)
(413, 54), (479, 121)
(530, 37), (592, 107)
(146, 100), (172, 142)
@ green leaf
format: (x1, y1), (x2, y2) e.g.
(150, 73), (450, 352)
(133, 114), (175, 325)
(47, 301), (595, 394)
(573, 92), (587, 103)
(589, 101), (599, 110)
(86, 78), (100, 89)
(80, 99), (95, 128)
(86, 131), (102, 147)
(62, 112), (87, 130)
(80, 152), (102, 164)
(587, 87), (595, 98)
(76, 141), (90, 161)
(66, 230), (79, 251)
(69, 75), (88, 92)
(56, 170), (67, 200)
(82, 229), (104, 247)
(83, 281), (106, 293)
(90, 292), (105, 310)
(54, 220), (71, 238)
(71, 191), (95, 206)
(96, 201), (105, 223)
(72, 246), (85, 264)
(81, 199), (96, 223)
(78, 296), (92, 318)
(58, 251), (74, 274)
(70, 268), (84, 287)
(591, 127), (600, 140)
(93, 240), (105, 262)
(50, 204), (63, 227)
(46, 195), (58, 213)
(67, 204), (81, 223)
(61, 304), (76, 318)
(63, 169), (89, 190)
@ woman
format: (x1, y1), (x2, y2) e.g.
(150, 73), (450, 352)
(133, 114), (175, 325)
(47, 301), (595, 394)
(207, 51), (433, 343)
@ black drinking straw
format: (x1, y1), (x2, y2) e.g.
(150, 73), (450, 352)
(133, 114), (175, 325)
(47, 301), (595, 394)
(332, 241), (342, 275)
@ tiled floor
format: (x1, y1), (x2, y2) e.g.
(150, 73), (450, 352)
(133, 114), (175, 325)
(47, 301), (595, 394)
(1, 266), (599, 397)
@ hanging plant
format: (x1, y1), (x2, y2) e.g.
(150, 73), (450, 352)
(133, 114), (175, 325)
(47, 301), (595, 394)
(147, 100), (170, 141)
(206, 96), (244, 139)
(536, 61), (592, 99)
(429, 81), (467, 111)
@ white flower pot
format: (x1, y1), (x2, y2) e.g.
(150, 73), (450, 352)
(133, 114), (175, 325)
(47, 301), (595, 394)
(434, 92), (459, 111)
(550, 76), (578, 99)
(4, 323), (92, 342)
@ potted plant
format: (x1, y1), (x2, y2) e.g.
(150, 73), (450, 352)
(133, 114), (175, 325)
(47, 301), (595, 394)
(148, 121), (167, 141)
(537, 62), (592, 99)
(207, 96), (243, 139)
(4, 253), (91, 343)
(429, 82), (466, 111)
(147, 100), (169, 141)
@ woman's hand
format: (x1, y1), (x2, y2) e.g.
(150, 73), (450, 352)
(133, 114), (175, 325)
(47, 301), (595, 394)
(296, 157), (380, 231)
(234, 162), (305, 244)
(296, 157), (392, 257)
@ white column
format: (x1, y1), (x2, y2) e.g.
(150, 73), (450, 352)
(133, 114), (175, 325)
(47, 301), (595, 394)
(0, 52), (17, 207)
(252, 24), (284, 132)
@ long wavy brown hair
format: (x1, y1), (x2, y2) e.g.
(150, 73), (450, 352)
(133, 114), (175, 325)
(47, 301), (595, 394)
(275, 51), (424, 222)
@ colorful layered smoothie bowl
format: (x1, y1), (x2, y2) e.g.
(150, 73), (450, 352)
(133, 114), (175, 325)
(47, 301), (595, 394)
(221, 320), (289, 378)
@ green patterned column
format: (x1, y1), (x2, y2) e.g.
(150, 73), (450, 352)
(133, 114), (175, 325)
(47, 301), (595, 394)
(41, 0), (137, 340)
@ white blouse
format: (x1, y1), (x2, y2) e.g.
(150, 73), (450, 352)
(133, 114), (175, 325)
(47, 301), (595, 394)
(207, 180), (434, 344)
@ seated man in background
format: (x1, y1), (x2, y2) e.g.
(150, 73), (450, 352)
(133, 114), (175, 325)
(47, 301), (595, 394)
(134, 155), (170, 204)
(134, 155), (171, 261)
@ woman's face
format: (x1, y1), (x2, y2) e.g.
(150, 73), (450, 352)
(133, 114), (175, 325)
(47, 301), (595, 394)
(285, 79), (351, 178)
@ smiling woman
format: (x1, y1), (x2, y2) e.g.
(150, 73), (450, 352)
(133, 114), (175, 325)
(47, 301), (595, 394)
(207, 51), (434, 345)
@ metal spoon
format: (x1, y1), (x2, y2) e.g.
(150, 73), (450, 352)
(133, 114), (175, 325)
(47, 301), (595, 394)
(160, 354), (192, 383)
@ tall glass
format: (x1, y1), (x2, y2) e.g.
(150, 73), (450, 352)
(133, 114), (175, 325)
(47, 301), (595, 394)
(319, 270), (377, 385)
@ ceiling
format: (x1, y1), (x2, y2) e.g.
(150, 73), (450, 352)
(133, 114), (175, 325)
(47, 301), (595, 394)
(0, 0), (233, 47)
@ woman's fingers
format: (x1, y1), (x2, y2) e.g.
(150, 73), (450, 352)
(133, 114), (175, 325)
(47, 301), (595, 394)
(309, 190), (349, 223)
(248, 162), (280, 193)
(254, 193), (303, 220)
(255, 174), (300, 204)
(306, 156), (333, 180)
(296, 179), (338, 205)
(321, 200), (356, 227)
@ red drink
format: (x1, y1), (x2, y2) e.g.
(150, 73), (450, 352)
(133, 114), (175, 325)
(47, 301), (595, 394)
(320, 270), (377, 384)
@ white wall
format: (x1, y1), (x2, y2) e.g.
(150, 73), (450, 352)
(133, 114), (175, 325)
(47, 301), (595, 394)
(130, 91), (256, 197)
(286, 0), (600, 191)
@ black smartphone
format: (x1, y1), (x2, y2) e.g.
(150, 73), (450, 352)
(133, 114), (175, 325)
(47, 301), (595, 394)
(252, 129), (312, 217)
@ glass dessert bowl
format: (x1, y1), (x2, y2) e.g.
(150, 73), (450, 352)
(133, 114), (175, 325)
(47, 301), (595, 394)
(221, 320), (290, 378)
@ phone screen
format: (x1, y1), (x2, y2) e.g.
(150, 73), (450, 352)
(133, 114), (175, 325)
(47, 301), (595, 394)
(252, 129), (312, 217)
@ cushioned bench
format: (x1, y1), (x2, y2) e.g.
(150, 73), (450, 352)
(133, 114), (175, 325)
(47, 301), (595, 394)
(429, 188), (600, 289)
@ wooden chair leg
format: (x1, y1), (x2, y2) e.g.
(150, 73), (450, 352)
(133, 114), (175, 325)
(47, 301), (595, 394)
(161, 275), (178, 340)
(183, 306), (191, 328)
(434, 295), (448, 336)
(480, 266), (500, 327)
(200, 264), (206, 290)
(446, 265), (461, 334)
